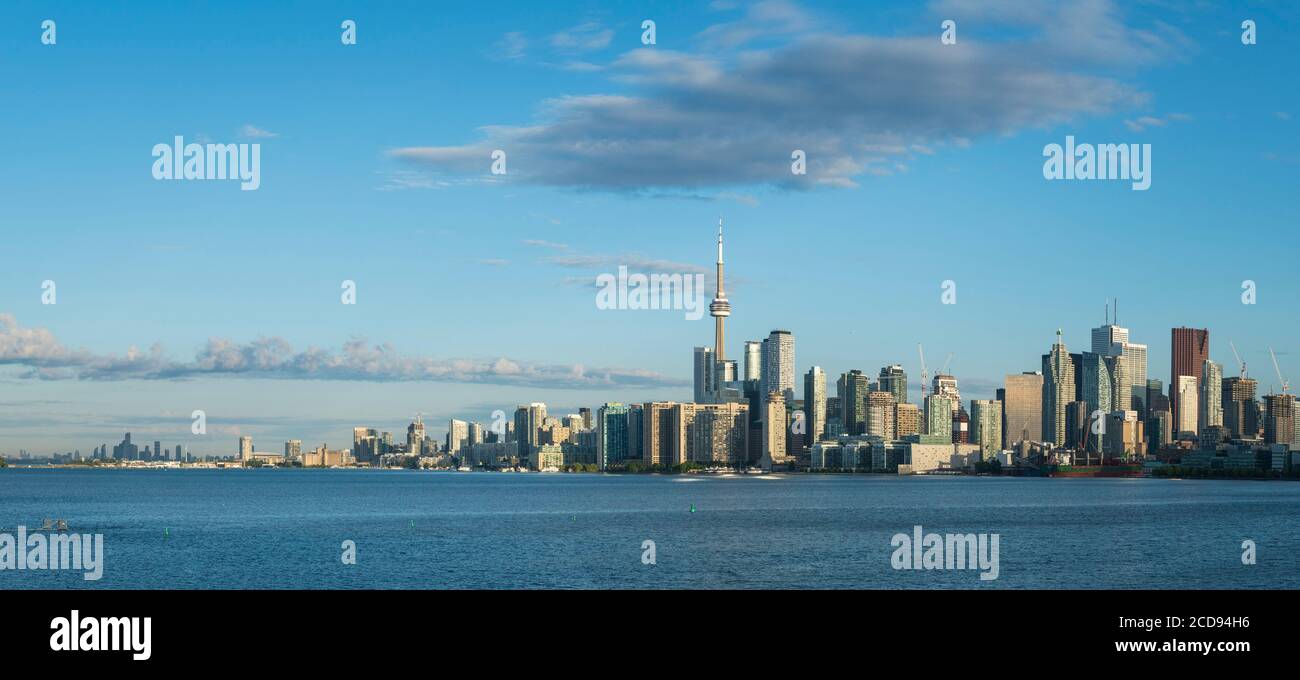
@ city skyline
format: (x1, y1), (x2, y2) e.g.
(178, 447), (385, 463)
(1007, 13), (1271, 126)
(2, 0), (1298, 451)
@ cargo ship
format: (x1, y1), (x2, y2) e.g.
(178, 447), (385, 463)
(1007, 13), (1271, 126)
(1040, 464), (1144, 478)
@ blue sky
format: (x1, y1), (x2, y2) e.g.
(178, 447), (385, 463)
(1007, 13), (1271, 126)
(2, 0), (1298, 454)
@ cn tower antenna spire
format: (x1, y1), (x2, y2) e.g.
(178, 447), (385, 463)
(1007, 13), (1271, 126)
(709, 217), (731, 362)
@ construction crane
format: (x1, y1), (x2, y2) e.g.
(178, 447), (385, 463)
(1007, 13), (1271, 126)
(1268, 346), (1290, 394)
(917, 344), (928, 400)
(1229, 341), (1247, 379)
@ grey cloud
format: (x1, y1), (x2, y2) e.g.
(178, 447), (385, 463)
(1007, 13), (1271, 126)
(391, 10), (1146, 192)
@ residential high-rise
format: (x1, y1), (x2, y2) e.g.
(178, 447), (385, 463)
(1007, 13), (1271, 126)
(446, 419), (468, 456)
(1002, 372), (1043, 447)
(865, 391), (897, 441)
(840, 369), (870, 435)
(693, 346), (715, 403)
(1081, 352), (1114, 418)
(1199, 360), (1224, 431)
(743, 341), (762, 382)
(970, 400), (1003, 459)
(514, 403), (547, 462)
(597, 403), (630, 470)
(804, 366), (826, 444)
(1176, 376), (1199, 437)
(760, 392), (788, 469)
(877, 364), (908, 407)
(408, 415), (425, 456)
(1042, 330), (1076, 447)
(895, 403), (921, 438)
(238, 435), (253, 462)
(642, 402), (677, 467)
(1170, 327), (1210, 436)
(284, 440), (302, 460)
(679, 402), (749, 467)
(924, 395), (953, 440)
(760, 330), (795, 405)
(932, 374), (960, 413)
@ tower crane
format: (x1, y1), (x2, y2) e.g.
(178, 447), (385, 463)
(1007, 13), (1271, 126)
(1229, 341), (1247, 379)
(1269, 346), (1290, 395)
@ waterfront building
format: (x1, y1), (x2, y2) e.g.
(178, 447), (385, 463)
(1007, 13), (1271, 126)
(970, 400), (1002, 459)
(1002, 372), (1043, 448)
(1042, 330), (1076, 447)
(804, 366), (827, 444)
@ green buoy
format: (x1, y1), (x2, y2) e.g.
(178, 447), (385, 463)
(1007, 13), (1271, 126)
(689, 504), (696, 513)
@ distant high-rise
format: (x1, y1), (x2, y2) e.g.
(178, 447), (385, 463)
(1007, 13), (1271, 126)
(760, 392), (788, 469)
(597, 403), (630, 470)
(693, 346), (715, 403)
(1176, 376), (1199, 437)
(284, 440), (302, 460)
(865, 391), (897, 441)
(1264, 394), (1295, 445)
(1170, 327), (1210, 435)
(743, 341), (762, 382)
(1223, 376), (1259, 438)
(760, 330), (795, 404)
(895, 403), (921, 438)
(840, 369), (870, 435)
(804, 366), (827, 444)
(1042, 330), (1076, 447)
(514, 403), (547, 462)
(238, 435), (253, 461)
(1002, 372), (1043, 447)
(932, 374), (960, 413)
(971, 400), (1003, 459)
(408, 415), (425, 456)
(1199, 360), (1224, 430)
(877, 364), (908, 406)
(924, 395), (953, 440)
(445, 419), (468, 456)
(1081, 352), (1114, 418)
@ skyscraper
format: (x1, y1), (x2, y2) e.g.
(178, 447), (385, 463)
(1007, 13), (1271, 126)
(971, 400), (1003, 459)
(1199, 360), (1224, 430)
(1170, 327), (1210, 436)
(1176, 376), (1199, 437)
(408, 415), (425, 456)
(514, 403), (547, 462)
(597, 402), (630, 470)
(877, 364), (908, 406)
(760, 330), (795, 404)
(1002, 372), (1043, 447)
(760, 392), (788, 469)
(447, 419), (469, 456)
(840, 369), (870, 435)
(238, 435), (253, 462)
(693, 346), (715, 403)
(1042, 330), (1076, 447)
(1223, 376), (1259, 438)
(804, 366), (826, 444)
(865, 391), (897, 441)
(743, 341), (762, 382)
(1264, 394), (1294, 445)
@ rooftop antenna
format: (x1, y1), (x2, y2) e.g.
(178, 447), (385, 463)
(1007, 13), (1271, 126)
(1105, 300), (1109, 325)
(1114, 298), (1119, 325)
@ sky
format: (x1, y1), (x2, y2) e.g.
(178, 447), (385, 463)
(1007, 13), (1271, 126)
(1, 0), (1298, 455)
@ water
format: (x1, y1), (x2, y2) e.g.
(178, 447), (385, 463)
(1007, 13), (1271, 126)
(1, 469), (1296, 589)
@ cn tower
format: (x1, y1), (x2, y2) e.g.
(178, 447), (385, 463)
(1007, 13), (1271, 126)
(709, 218), (731, 360)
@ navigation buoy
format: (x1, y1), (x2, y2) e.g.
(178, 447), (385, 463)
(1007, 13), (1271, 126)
(689, 504), (696, 513)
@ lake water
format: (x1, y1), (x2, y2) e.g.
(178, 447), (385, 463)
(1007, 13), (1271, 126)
(1, 469), (1296, 589)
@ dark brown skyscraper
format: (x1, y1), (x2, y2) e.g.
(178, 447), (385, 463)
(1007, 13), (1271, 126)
(1170, 327), (1209, 434)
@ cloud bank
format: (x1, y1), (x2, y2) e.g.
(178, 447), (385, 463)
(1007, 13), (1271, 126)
(0, 314), (685, 389)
